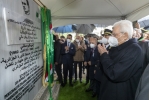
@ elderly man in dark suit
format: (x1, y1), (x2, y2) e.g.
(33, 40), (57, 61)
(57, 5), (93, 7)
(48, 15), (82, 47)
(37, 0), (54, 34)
(61, 34), (76, 87)
(84, 37), (100, 97)
(98, 20), (143, 100)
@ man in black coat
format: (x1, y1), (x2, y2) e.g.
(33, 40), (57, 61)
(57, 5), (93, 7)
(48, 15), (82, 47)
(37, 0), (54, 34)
(54, 35), (64, 86)
(98, 20), (143, 100)
(61, 34), (76, 87)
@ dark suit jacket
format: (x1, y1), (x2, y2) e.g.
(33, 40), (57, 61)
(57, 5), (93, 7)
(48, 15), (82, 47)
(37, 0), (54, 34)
(138, 41), (149, 72)
(94, 62), (103, 81)
(61, 41), (76, 64)
(84, 46), (100, 79)
(94, 43), (111, 81)
(54, 39), (62, 64)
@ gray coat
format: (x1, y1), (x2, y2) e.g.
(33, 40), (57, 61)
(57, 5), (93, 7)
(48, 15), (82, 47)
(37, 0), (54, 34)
(135, 64), (149, 100)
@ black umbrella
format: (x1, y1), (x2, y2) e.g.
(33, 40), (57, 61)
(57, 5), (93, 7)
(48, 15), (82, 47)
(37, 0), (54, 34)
(76, 24), (95, 34)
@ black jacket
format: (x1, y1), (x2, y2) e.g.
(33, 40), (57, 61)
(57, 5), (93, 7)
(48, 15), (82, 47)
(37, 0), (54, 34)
(94, 43), (110, 82)
(99, 38), (143, 100)
(138, 41), (149, 72)
(54, 39), (62, 64)
(84, 46), (100, 79)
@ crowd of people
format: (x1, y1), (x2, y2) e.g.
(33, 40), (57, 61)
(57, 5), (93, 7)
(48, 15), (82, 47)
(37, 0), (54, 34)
(53, 20), (149, 100)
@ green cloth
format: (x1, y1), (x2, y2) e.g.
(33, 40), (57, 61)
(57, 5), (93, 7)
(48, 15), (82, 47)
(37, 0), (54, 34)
(41, 7), (53, 100)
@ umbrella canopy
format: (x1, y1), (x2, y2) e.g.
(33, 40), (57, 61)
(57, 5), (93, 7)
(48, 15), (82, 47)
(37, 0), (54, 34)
(53, 25), (73, 33)
(76, 24), (95, 34)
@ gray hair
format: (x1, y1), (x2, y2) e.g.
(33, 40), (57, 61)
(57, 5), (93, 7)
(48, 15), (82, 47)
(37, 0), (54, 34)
(113, 20), (133, 39)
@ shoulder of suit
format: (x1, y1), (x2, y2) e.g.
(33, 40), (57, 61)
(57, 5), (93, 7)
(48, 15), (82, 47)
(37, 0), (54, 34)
(62, 41), (67, 46)
(71, 42), (75, 46)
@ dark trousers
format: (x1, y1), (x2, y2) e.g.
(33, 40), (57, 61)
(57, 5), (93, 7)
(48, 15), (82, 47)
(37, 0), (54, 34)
(63, 63), (73, 84)
(74, 61), (82, 80)
(72, 63), (74, 77)
(86, 64), (90, 83)
(96, 80), (101, 99)
(82, 62), (85, 72)
(55, 63), (63, 83)
(89, 79), (96, 92)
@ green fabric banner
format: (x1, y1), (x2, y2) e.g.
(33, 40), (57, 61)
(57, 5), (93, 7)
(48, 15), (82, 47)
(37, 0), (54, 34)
(41, 7), (54, 100)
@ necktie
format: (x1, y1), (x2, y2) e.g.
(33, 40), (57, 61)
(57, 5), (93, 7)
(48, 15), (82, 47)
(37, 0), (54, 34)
(90, 49), (93, 60)
(92, 49), (94, 57)
(67, 42), (69, 47)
